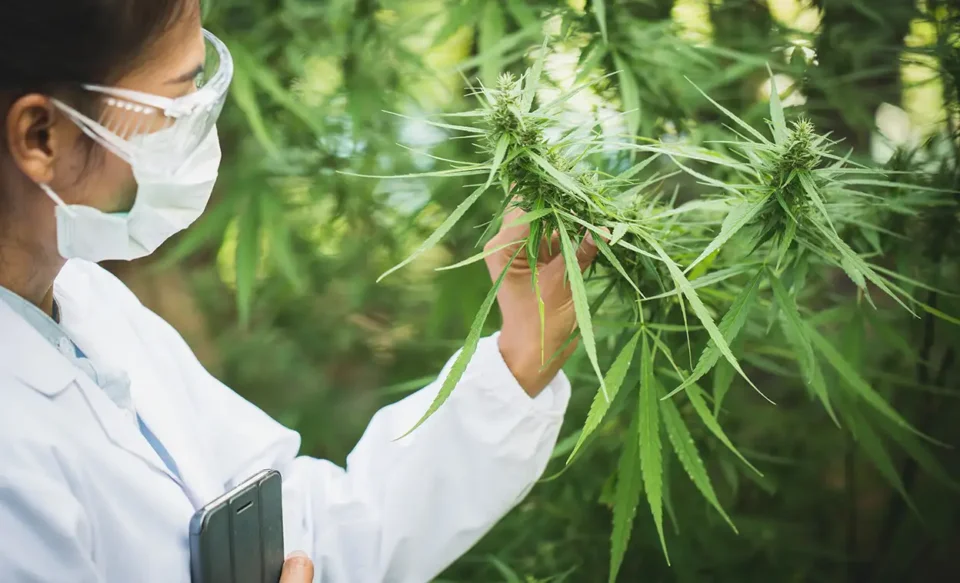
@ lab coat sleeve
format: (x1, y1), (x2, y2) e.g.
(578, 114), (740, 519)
(0, 446), (101, 583)
(276, 335), (570, 582)
(177, 327), (570, 582)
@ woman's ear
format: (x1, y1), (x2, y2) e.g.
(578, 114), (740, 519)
(4, 94), (62, 185)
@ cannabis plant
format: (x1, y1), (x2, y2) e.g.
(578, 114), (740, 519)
(346, 33), (959, 579)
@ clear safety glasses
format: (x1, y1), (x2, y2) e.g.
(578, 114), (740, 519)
(51, 29), (233, 174)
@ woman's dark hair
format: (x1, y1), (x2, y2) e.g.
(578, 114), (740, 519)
(0, 0), (193, 206)
(1, 1), (191, 97)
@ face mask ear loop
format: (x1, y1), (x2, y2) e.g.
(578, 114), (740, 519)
(38, 183), (78, 217)
(50, 99), (133, 164)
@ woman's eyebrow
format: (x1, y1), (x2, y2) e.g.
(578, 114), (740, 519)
(167, 63), (205, 85)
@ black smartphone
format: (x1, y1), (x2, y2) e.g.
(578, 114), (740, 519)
(189, 469), (285, 583)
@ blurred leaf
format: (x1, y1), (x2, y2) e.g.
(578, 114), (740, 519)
(843, 403), (919, 516)
(230, 54), (280, 157)
(479, 0), (506, 86)
(378, 184), (490, 282)
(613, 52), (641, 137)
(235, 196), (262, 328)
(807, 324), (927, 440)
(594, 0), (608, 44)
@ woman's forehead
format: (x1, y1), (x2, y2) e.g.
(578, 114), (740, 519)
(113, 10), (205, 99)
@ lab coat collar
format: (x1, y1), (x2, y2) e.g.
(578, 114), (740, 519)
(0, 295), (187, 489)
(54, 264), (223, 508)
(0, 300), (78, 396)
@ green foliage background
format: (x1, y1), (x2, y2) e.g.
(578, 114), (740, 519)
(115, 1), (960, 581)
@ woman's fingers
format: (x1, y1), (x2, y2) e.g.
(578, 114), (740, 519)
(495, 206), (532, 244)
(280, 551), (315, 583)
(575, 231), (601, 271)
(490, 203), (604, 269)
(539, 230), (600, 281)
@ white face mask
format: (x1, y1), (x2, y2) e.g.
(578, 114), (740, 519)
(39, 126), (222, 262)
(35, 28), (233, 263)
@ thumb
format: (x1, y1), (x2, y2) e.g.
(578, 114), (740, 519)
(280, 551), (314, 583)
(575, 230), (602, 272)
(542, 229), (603, 279)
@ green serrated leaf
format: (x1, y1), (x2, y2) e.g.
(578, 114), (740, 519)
(521, 36), (548, 113)
(685, 199), (766, 274)
(665, 270), (764, 399)
(687, 76), (770, 144)
(639, 335), (669, 565)
(768, 269), (839, 425)
(688, 249), (719, 282)
(385, 111), (487, 135)
(713, 358), (735, 416)
(378, 185), (488, 282)
(811, 216), (914, 314)
(568, 331), (642, 463)
(610, 415), (644, 582)
(557, 218), (607, 400)
(399, 247), (522, 438)
(686, 384), (761, 476)
(777, 214), (798, 270)
(529, 152), (597, 210)
(595, 236), (644, 297)
(609, 223), (629, 247)
(766, 64), (788, 145)
(661, 380), (737, 532)
(435, 239), (524, 272)
(485, 134), (511, 190)
(797, 171), (838, 238)
(667, 155), (745, 195)
(640, 233), (769, 403)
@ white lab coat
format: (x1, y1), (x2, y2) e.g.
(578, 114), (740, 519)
(0, 259), (570, 583)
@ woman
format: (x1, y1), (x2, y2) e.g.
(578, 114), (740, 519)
(0, 1), (598, 582)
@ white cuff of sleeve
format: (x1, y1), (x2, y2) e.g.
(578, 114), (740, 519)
(456, 332), (571, 419)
